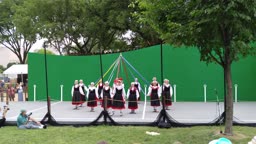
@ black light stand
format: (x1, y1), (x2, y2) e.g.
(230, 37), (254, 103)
(215, 89), (224, 133)
(89, 47), (117, 125)
(40, 42), (58, 125)
(154, 42), (172, 128)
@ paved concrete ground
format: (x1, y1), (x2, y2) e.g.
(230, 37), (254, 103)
(1, 101), (255, 124)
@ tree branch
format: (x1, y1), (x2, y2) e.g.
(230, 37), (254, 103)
(209, 52), (223, 67)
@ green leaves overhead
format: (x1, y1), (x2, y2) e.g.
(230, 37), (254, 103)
(137, 0), (256, 65)
(137, 0), (256, 135)
(0, 0), (37, 64)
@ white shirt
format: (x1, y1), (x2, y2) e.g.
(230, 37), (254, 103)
(162, 83), (173, 96)
(127, 87), (139, 99)
(113, 85), (126, 98)
(147, 85), (161, 97)
(79, 83), (88, 95)
(100, 86), (113, 98)
(71, 84), (85, 96)
(86, 86), (98, 98)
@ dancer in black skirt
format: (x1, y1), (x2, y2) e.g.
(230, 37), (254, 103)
(97, 80), (104, 104)
(79, 79), (87, 107)
(112, 80), (126, 116)
(71, 80), (83, 110)
(162, 79), (173, 110)
(86, 82), (98, 112)
(127, 82), (139, 114)
(134, 78), (141, 101)
(147, 80), (161, 112)
(101, 81), (112, 112)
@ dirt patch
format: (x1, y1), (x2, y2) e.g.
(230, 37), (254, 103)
(213, 130), (248, 140)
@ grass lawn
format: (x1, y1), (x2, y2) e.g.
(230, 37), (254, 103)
(1, 126), (255, 144)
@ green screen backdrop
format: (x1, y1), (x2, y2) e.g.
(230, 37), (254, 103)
(28, 45), (256, 101)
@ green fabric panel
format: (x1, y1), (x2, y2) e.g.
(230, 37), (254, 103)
(28, 44), (256, 101)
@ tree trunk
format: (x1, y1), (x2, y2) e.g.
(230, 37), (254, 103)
(224, 62), (233, 135)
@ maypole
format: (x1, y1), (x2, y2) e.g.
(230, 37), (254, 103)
(121, 56), (130, 84)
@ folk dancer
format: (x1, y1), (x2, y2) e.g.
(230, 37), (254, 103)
(97, 80), (104, 105)
(71, 80), (84, 110)
(87, 82), (98, 112)
(79, 79), (87, 107)
(127, 82), (139, 114)
(162, 79), (173, 110)
(111, 80), (126, 116)
(134, 78), (141, 101)
(147, 80), (161, 112)
(101, 81), (113, 113)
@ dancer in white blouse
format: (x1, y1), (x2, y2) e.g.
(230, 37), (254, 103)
(79, 79), (87, 107)
(147, 80), (161, 112)
(134, 78), (141, 101)
(162, 79), (173, 110)
(127, 82), (139, 114)
(100, 81), (113, 112)
(71, 80), (84, 110)
(86, 82), (98, 112)
(111, 80), (126, 116)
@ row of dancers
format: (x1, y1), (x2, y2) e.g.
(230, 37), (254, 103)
(71, 77), (173, 116)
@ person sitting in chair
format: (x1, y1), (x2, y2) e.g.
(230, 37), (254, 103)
(17, 109), (47, 129)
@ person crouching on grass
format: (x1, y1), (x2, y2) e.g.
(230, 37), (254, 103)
(87, 82), (98, 112)
(127, 82), (139, 114)
(17, 109), (47, 129)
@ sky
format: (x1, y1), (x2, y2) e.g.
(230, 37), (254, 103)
(0, 30), (132, 68)
(0, 39), (45, 67)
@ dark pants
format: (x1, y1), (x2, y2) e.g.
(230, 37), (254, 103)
(0, 118), (6, 127)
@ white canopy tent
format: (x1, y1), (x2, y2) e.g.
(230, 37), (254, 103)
(3, 64), (28, 81)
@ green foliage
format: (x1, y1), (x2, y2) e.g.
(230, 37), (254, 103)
(0, 65), (5, 73)
(137, 0), (256, 65)
(6, 62), (16, 69)
(0, 0), (37, 64)
(12, 0), (161, 55)
(136, 0), (256, 135)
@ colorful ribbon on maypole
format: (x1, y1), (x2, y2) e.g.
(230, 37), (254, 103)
(122, 56), (150, 85)
(108, 57), (121, 83)
(95, 56), (120, 86)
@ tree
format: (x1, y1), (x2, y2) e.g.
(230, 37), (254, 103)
(34, 48), (55, 55)
(14, 0), (95, 55)
(137, 0), (256, 135)
(6, 62), (16, 69)
(0, 0), (37, 64)
(0, 65), (5, 73)
(128, 0), (162, 48)
(14, 0), (162, 55)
